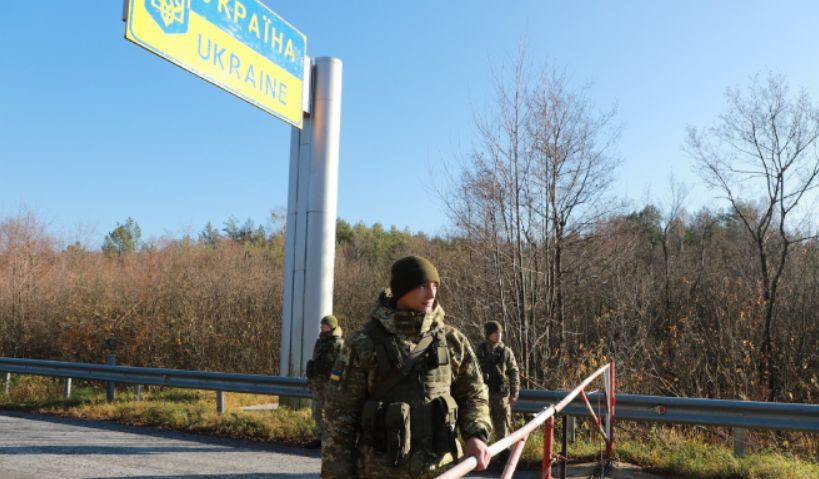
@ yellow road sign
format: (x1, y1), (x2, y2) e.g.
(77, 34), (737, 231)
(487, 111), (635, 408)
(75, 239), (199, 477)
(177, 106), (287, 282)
(126, 0), (306, 128)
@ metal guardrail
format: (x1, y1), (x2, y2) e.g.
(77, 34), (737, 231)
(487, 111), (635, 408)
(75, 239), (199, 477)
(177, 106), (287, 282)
(515, 389), (819, 433)
(0, 357), (311, 399)
(2, 357), (817, 434)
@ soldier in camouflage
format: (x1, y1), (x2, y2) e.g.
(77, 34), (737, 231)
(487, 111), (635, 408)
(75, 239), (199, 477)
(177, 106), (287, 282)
(306, 314), (344, 447)
(476, 321), (520, 443)
(321, 255), (493, 478)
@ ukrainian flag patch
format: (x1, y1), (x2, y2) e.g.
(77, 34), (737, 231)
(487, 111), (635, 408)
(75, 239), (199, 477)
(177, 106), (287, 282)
(329, 368), (343, 382)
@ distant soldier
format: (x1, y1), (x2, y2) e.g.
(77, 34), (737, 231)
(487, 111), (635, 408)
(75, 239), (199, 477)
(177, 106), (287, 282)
(476, 321), (520, 443)
(306, 314), (344, 447)
(322, 255), (492, 478)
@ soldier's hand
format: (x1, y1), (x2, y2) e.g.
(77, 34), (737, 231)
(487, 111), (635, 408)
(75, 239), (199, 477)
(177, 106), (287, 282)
(464, 436), (490, 471)
(510, 396), (518, 406)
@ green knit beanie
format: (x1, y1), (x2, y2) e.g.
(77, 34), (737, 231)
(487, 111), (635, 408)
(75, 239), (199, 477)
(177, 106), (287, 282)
(485, 320), (502, 338)
(320, 314), (338, 329)
(390, 255), (440, 301)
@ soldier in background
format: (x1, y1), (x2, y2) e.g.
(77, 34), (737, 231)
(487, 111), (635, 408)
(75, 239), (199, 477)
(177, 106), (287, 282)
(321, 255), (492, 478)
(476, 321), (520, 444)
(306, 314), (344, 448)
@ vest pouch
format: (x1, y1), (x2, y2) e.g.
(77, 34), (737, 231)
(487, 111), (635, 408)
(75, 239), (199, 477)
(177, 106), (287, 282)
(433, 395), (459, 456)
(360, 400), (385, 450)
(436, 344), (450, 366)
(384, 402), (411, 466)
(315, 342), (331, 377)
(487, 369), (501, 393)
(488, 364), (509, 395)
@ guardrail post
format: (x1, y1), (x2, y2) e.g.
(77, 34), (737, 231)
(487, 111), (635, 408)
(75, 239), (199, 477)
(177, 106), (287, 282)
(543, 416), (554, 479)
(566, 416), (576, 443)
(733, 427), (746, 457)
(216, 391), (225, 414)
(64, 378), (72, 399)
(135, 384), (142, 401)
(3, 372), (10, 396)
(106, 355), (116, 403)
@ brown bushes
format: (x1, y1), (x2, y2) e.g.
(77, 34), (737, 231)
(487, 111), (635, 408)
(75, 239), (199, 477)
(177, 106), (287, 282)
(0, 215), (282, 374)
(0, 212), (817, 405)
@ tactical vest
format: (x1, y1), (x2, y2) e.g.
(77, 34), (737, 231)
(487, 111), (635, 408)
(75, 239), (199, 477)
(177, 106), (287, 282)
(307, 335), (338, 380)
(478, 342), (510, 395)
(359, 319), (459, 467)
(316, 338), (337, 376)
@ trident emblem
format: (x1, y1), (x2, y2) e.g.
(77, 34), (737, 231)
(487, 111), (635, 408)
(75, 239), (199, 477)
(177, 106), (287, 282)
(146, 0), (190, 34)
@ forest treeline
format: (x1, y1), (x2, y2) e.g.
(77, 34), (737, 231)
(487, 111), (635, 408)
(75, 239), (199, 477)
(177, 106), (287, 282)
(0, 206), (816, 404)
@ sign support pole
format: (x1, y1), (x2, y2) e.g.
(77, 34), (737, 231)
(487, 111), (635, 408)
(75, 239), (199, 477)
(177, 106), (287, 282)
(280, 57), (342, 406)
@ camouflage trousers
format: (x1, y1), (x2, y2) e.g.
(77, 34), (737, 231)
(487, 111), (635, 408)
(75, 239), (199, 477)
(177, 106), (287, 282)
(488, 394), (511, 442)
(356, 445), (460, 479)
(311, 387), (326, 438)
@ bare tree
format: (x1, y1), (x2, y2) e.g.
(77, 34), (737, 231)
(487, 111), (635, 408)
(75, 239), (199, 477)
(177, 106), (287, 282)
(687, 72), (819, 400)
(445, 50), (539, 378)
(660, 176), (689, 321)
(528, 68), (621, 366)
(442, 52), (620, 382)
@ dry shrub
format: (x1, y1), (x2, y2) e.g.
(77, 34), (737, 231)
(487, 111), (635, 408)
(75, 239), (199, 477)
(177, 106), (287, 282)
(0, 215), (281, 374)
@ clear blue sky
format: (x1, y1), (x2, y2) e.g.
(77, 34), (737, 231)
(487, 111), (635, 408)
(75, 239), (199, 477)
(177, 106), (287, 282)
(2, 1), (819, 247)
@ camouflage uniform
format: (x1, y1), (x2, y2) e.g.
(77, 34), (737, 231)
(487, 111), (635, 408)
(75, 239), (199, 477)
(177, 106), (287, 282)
(307, 325), (344, 438)
(476, 340), (520, 441)
(321, 290), (492, 479)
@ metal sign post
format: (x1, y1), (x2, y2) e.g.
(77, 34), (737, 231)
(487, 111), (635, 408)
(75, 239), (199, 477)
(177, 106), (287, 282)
(123, 2), (342, 407)
(279, 57), (342, 406)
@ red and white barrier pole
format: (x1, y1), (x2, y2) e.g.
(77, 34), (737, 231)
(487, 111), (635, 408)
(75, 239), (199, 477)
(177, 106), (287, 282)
(543, 416), (554, 479)
(606, 361), (616, 461)
(500, 438), (527, 479)
(436, 363), (612, 479)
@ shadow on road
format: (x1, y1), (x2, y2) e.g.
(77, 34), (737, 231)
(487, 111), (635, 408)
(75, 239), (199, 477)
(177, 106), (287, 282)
(88, 475), (312, 479)
(0, 445), (235, 455)
(0, 409), (319, 457)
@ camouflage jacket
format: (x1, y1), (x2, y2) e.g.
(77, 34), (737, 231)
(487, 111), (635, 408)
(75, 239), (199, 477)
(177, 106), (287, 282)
(308, 326), (344, 392)
(321, 290), (492, 478)
(476, 341), (520, 398)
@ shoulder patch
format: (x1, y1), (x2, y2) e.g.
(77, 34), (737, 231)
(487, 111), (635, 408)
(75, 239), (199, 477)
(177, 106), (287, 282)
(328, 342), (351, 382)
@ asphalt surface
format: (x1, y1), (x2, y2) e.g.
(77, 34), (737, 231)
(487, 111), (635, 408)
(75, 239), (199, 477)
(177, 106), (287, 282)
(0, 411), (320, 479)
(0, 410), (664, 479)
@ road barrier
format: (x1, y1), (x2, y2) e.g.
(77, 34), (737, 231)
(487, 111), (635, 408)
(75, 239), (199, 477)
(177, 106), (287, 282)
(516, 386), (819, 459)
(515, 389), (819, 433)
(437, 362), (615, 479)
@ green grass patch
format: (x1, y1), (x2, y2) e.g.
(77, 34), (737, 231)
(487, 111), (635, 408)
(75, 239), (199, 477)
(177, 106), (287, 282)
(0, 375), (315, 446)
(509, 416), (818, 479)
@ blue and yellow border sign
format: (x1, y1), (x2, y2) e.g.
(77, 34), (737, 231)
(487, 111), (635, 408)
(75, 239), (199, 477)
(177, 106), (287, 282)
(126, 0), (306, 128)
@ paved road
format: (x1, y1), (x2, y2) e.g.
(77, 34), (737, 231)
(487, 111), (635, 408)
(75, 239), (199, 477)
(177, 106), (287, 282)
(0, 411), (320, 479)
(0, 411), (663, 479)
